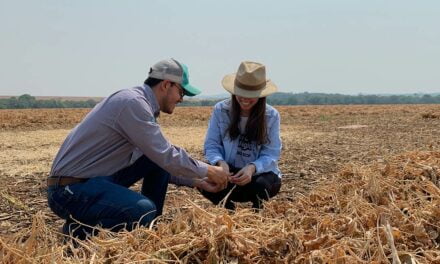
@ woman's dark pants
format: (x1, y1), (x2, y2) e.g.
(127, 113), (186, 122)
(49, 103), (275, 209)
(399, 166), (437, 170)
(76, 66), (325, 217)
(200, 166), (281, 210)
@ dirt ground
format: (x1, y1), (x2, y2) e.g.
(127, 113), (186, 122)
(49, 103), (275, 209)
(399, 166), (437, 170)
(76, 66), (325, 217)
(1, 104), (439, 237)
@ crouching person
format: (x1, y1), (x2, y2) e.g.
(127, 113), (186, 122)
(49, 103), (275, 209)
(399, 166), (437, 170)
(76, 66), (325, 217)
(201, 61), (282, 210)
(47, 59), (229, 240)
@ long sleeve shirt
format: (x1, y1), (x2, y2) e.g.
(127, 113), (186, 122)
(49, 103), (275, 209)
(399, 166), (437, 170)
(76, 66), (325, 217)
(50, 84), (207, 186)
(204, 99), (282, 177)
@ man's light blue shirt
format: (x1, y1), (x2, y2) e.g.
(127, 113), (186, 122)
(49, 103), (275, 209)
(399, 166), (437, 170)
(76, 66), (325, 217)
(50, 84), (207, 186)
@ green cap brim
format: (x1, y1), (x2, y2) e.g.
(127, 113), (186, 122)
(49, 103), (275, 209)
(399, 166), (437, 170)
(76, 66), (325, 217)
(182, 83), (201, 97)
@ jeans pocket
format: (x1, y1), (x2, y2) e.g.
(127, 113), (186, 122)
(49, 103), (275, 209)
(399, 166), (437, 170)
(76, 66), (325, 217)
(48, 185), (77, 219)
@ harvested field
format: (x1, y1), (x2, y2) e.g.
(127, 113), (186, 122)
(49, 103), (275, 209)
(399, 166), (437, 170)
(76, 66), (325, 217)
(0, 104), (440, 263)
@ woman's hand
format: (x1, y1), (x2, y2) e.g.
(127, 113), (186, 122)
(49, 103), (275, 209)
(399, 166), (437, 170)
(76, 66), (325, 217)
(230, 164), (256, 186)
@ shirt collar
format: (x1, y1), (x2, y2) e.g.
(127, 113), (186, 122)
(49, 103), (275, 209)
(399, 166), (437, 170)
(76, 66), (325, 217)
(142, 84), (160, 118)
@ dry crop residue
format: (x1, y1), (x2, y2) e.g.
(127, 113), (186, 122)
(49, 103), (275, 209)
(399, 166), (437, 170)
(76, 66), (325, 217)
(1, 104), (440, 263)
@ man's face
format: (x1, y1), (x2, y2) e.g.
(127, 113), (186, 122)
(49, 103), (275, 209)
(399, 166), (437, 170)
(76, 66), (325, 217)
(161, 81), (184, 114)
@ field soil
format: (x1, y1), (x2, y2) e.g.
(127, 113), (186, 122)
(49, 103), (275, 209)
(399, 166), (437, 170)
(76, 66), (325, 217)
(0, 105), (439, 263)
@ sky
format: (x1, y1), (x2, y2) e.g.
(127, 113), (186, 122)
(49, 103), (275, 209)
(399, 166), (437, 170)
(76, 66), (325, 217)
(0, 0), (439, 97)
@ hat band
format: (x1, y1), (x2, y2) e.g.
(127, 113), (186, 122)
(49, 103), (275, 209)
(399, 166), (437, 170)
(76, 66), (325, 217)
(234, 79), (266, 91)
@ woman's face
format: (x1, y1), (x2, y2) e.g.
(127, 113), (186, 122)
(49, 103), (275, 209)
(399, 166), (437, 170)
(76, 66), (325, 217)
(235, 95), (259, 116)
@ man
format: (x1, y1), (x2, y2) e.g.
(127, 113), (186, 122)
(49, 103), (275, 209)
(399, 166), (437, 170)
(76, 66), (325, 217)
(47, 58), (229, 239)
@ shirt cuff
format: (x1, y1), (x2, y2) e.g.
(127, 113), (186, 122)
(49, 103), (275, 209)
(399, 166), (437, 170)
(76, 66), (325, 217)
(170, 175), (197, 187)
(208, 156), (224, 166)
(250, 161), (262, 175)
(197, 161), (209, 177)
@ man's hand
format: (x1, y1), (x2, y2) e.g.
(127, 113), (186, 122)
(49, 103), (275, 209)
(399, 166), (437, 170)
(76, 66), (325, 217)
(216, 160), (230, 174)
(195, 178), (224, 193)
(206, 165), (229, 190)
(230, 164), (256, 186)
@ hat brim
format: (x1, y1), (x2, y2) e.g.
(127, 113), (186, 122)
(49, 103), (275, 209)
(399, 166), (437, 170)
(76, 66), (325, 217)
(222, 74), (278, 98)
(182, 83), (201, 97)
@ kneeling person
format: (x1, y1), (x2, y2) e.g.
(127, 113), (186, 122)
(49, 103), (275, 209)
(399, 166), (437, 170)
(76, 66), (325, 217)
(47, 59), (228, 239)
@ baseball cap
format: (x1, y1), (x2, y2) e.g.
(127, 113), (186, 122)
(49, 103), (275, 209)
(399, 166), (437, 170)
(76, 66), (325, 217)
(148, 58), (201, 96)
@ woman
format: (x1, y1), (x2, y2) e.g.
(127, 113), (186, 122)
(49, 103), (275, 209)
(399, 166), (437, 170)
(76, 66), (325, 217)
(202, 61), (282, 209)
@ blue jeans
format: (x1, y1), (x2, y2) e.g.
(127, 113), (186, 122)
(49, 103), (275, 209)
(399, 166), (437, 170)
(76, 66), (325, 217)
(47, 155), (170, 239)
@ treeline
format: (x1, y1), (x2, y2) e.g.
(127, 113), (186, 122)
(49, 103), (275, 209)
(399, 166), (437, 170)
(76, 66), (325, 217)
(0, 94), (98, 109)
(1, 93), (439, 109)
(266, 92), (440, 105)
(182, 92), (440, 106)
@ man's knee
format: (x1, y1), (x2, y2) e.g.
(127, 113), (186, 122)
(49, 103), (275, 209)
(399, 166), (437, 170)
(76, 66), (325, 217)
(160, 170), (170, 182)
(131, 199), (157, 226)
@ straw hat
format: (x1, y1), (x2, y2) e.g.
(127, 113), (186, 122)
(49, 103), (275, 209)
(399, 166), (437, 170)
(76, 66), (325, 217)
(222, 61), (278, 98)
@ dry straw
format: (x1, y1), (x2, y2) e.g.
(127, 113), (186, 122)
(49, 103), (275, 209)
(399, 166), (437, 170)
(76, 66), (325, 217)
(1, 151), (439, 263)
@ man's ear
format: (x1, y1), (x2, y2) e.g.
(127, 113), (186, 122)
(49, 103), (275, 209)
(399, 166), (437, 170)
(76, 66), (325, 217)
(160, 80), (172, 93)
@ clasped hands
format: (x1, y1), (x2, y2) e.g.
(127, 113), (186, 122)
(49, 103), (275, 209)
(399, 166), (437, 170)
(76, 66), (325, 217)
(197, 161), (255, 193)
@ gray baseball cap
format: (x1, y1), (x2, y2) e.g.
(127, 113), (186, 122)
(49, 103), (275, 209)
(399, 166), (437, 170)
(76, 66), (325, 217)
(148, 58), (201, 96)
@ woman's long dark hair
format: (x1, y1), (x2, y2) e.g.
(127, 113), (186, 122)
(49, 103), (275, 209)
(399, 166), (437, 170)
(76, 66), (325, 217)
(228, 95), (267, 145)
